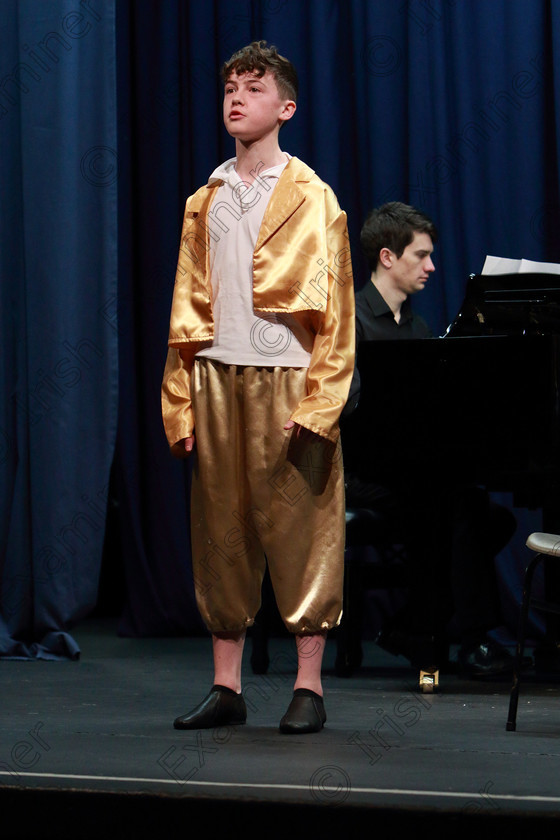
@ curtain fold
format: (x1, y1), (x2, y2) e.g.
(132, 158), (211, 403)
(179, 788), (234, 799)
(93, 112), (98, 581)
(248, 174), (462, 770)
(0, 0), (119, 658)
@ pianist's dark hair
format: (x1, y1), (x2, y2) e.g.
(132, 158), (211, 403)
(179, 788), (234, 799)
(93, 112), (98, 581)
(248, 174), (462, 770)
(360, 202), (438, 270)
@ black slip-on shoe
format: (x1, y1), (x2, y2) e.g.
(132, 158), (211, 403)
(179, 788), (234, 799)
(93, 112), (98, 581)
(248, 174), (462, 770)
(173, 684), (247, 730)
(279, 688), (326, 734)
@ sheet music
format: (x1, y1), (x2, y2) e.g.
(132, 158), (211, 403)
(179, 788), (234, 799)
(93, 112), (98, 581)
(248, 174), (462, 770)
(482, 255), (560, 275)
(519, 258), (560, 275)
(482, 256), (521, 275)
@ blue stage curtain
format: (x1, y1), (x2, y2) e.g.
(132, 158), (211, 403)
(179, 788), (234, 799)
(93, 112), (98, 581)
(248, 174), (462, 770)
(0, 0), (119, 658)
(2, 0), (559, 652)
(113, 0), (556, 642)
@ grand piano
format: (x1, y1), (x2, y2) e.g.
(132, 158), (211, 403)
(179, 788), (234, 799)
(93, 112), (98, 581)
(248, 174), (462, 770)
(345, 272), (560, 513)
(341, 272), (560, 680)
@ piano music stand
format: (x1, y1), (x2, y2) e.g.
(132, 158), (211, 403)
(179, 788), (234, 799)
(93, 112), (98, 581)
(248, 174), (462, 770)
(445, 272), (560, 337)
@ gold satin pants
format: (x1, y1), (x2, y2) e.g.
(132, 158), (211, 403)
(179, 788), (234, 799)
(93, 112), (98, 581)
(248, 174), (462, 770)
(190, 358), (345, 635)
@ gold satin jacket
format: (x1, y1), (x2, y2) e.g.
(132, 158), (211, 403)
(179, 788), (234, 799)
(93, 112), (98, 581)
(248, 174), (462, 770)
(161, 156), (355, 456)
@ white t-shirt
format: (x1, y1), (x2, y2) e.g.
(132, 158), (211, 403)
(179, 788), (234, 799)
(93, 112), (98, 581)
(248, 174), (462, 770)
(195, 156), (312, 368)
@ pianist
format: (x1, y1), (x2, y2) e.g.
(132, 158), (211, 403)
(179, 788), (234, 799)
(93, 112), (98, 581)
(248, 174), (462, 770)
(343, 201), (517, 678)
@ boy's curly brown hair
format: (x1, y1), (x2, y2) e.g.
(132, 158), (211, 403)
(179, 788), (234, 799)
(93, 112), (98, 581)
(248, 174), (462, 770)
(221, 40), (298, 102)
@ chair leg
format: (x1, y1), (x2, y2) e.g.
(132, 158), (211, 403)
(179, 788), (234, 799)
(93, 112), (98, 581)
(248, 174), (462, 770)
(506, 553), (542, 731)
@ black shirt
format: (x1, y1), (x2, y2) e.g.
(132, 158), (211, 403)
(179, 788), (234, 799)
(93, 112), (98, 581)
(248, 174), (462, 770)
(343, 282), (434, 499)
(345, 282), (432, 414)
(355, 281), (432, 341)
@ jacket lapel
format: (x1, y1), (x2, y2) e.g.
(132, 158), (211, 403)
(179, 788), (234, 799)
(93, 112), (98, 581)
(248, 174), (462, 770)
(254, 179), (305, 252)
(253, 157), (315, 253)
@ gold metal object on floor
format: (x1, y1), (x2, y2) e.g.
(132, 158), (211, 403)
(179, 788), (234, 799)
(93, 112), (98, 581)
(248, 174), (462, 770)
(419, 669), (439, 693)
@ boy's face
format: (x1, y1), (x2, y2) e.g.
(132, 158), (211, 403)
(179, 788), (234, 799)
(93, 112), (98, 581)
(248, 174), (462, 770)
(223, 69), (295, 142)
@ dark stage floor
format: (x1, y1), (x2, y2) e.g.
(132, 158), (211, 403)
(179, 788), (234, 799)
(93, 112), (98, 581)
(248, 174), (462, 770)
(2, 617), (560, 837)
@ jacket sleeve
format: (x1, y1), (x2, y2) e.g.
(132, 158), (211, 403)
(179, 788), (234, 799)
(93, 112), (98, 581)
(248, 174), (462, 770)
(161, 343), (201, 458)
(161, 185), (215, 458)
(290, 196), (356, 442)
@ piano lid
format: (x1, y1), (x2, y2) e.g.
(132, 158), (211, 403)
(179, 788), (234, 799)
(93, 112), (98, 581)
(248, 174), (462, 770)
(444, 272), (560, 337)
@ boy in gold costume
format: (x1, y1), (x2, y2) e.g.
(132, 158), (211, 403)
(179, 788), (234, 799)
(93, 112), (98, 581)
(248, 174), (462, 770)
(162, 41), (355, 733)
